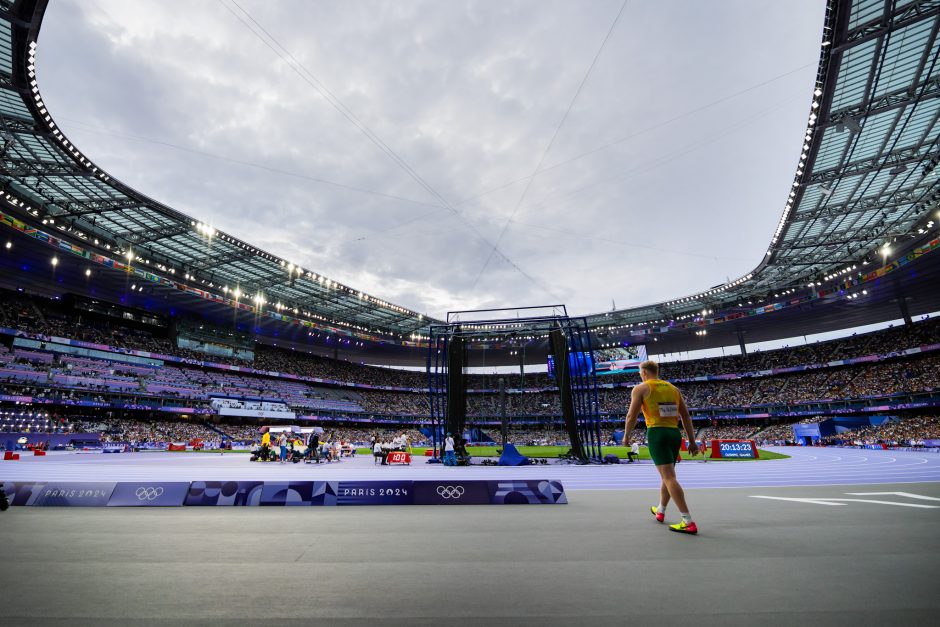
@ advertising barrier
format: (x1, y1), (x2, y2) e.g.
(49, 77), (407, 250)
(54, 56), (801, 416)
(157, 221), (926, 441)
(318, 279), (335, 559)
(107, 482), (190, 507)
(2, 480), (567, 506)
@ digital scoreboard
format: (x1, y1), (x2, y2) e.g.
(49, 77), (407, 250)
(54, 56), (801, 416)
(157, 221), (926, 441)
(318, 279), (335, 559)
(710, 439), (759, 459)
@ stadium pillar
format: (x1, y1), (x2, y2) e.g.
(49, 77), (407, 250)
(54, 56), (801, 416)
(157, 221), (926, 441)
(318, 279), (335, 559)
(896, 288), (913, 326)
(518, 347), (525, 388)
(499, 377), (507, 448)
(445, 335), (467, 439)
(737, 331), (747, 356)
(548, 326), (585, 460)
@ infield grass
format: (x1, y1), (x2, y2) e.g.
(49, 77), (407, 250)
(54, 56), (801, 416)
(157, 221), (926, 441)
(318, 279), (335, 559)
(177, 445), (788, 460)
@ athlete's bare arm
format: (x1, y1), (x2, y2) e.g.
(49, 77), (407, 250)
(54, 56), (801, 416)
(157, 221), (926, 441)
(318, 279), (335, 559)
(621, 382), (648, 446)
(677, 392), (700, 455)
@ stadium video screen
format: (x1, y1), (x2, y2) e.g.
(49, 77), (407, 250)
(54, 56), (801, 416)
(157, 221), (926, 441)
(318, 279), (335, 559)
(593, 345), (647, 375)
(546, 352), (594, 379)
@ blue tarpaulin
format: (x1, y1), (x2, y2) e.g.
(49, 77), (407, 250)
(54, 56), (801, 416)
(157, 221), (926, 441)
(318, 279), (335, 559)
(498, 443), (530, 466)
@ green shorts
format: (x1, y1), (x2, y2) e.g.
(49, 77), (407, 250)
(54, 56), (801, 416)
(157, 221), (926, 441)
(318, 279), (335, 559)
(647, 427), (682, 466)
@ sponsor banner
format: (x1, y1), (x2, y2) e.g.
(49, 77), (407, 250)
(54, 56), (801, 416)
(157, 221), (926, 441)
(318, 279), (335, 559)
(490, 480), (568, 505)
(0, 394), (34, 403)
(336, 481), (413, 505)
(29, 482), (116, 506)
(413, 480), (493, 505)
(218, 407), (297, 419)
(107, 482), (190, 507)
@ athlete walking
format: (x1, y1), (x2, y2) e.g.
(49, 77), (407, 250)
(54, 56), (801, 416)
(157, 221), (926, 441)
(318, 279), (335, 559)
(622, 360), (700, 534)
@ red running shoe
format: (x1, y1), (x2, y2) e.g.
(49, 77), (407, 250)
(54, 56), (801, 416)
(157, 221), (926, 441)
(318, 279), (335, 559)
(651, 506), (665, 523)
(669, 520), (698, 534)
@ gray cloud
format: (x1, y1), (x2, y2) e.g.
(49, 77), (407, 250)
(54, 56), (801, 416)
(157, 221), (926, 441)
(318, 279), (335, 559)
(37, 0), (824, 317)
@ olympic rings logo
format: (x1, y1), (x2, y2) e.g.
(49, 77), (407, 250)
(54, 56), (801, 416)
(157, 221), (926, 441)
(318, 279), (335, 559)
(135, 487), (165, 501)
(436, 485), (465, 499)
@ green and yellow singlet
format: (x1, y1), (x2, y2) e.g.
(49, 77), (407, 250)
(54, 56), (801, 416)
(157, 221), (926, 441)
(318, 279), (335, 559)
(641, 378), (681, 428)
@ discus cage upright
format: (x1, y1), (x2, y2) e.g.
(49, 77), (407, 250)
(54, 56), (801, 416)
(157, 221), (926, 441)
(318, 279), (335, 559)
(427, 305), (603, 463)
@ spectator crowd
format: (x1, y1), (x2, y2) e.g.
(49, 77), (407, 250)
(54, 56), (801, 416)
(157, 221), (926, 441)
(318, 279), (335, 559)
(3, 289), (940, 447)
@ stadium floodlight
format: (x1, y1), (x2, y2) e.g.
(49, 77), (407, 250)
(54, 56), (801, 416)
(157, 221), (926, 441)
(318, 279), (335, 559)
(4, 241), (10, 249)
(50, 256), (57, 267)
(85, 268), (91, 277)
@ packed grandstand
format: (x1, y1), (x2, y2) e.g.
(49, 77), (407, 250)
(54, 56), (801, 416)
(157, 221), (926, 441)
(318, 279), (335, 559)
(3, 286), (939, 450)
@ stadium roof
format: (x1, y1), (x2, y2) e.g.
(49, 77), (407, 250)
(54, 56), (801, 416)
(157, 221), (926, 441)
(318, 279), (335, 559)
(0, 0), (432, 345)
(583, 0), (940, 338)
(0, 0), (938, 361)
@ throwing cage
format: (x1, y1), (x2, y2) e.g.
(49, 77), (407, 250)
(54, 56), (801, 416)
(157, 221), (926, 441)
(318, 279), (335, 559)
(427, 305), (603, 463)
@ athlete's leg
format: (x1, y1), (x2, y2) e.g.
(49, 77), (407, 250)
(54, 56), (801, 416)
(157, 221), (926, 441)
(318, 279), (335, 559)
(659, 480), (671, 510)
(655, 463), (689, 513)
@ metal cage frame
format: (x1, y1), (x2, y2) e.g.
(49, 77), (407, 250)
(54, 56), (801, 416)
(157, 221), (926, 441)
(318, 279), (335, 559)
(427, 305), (603, 463)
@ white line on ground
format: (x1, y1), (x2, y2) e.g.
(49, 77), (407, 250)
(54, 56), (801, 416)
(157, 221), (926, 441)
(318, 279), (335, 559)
(750, 495), (939, 509)
(845, 491), (940, 502)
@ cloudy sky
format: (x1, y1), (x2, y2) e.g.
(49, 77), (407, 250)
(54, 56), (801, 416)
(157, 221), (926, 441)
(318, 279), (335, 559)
(36, 0), (825, 319)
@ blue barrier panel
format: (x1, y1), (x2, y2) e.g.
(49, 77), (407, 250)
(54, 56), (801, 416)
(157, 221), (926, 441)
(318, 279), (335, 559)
(413, 480), (492, 505)
(257, 481), (337, 506)
(491, 480), (567, 504)
(184, 480), (265, 506)
(413, 480), (567, 505)
(2, 481), (46, 506)
(336, 481), (413, 505)
(30, 481), (116, 506)
(184, 481), (339, 506)
(107, 482), (190, 507)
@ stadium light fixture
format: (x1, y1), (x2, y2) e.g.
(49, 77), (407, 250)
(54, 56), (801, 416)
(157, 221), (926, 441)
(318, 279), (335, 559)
(4, 241), (10, 249)
(51, 256), (58, 267)
(85, 268), (91, 277)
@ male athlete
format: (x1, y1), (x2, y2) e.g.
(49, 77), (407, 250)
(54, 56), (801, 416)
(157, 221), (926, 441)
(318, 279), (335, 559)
(622, 360), (700, 534)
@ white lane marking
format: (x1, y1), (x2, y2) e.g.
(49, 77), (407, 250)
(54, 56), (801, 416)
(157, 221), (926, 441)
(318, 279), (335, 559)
(750, 495), (939, 509)
(750, 496), (844, 506)
(831, 498), (939, 509)
(845, 491), (940, 502)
